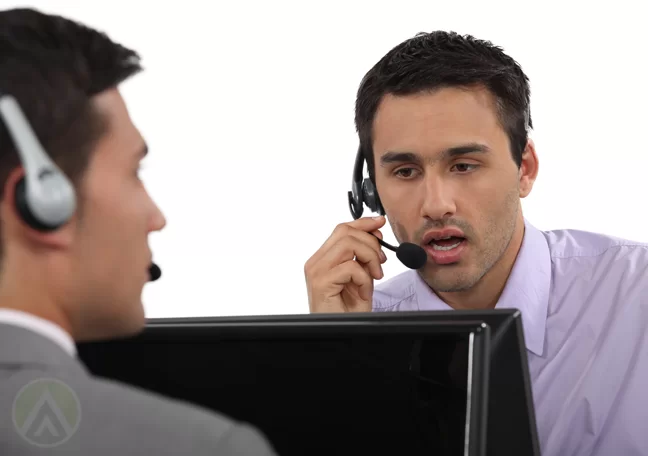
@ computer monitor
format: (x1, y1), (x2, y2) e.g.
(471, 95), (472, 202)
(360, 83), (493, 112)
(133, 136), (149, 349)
(77, 309), (540, 456)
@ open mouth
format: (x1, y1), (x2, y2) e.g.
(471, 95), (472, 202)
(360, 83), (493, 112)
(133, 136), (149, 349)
(427, 236), (465, 251)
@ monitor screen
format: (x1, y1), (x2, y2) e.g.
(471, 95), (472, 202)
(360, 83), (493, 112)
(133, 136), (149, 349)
(79, 319), (489, 456)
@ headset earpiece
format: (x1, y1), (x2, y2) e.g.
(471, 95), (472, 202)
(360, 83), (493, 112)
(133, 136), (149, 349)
(14, 172), (75, 231)
(361, 177), (384, 216)
(348, 145), (385, 220)
(14, 176), (53, 231)
(0, 94), (76, 231)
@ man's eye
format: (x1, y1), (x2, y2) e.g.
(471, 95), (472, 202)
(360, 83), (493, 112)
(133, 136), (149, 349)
(395, 168), (416, 178)
(452, 163), (478, 173)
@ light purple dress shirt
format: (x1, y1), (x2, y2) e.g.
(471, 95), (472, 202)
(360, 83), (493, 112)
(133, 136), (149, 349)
(372, 219), (648, 455)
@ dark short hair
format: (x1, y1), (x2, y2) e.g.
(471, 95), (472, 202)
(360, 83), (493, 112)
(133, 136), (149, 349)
(355, 31), (532, 181)
(0, 8), (142, 207)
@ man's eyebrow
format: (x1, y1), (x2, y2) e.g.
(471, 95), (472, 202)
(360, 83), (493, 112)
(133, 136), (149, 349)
(442, 143), (491, 158)
(379, 143), (490, 166)
(379, 151), (421, 166)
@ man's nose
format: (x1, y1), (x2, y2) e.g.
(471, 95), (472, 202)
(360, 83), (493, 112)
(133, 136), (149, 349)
(419, 175), (456, 221)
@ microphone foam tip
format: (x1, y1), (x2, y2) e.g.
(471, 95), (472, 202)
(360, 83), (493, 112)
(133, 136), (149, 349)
(396, 243), (427, 270)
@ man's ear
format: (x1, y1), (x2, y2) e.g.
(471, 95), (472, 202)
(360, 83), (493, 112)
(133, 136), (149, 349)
(2, 167), (75, 250)
(518, 138), (539, 198)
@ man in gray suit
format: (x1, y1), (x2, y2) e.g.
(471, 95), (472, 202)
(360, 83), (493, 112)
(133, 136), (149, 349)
(0, 8), (277, 455)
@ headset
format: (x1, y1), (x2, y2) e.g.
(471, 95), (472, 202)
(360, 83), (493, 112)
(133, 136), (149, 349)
(346, 143), (427, 270)
(347, 145), (384, 220)
(0, 93), (76, 231)
(0, 92), (161, 281)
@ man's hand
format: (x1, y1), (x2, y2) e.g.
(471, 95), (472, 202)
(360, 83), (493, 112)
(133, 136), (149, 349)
(304, 216), (387, 313)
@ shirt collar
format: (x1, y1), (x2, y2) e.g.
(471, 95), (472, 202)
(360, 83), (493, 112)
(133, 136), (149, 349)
(0, 308), (77, 357)
(413, 219), (551, 356)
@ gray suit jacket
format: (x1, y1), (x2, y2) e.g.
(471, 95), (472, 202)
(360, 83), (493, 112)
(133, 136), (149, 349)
(0, 323), (278, 455)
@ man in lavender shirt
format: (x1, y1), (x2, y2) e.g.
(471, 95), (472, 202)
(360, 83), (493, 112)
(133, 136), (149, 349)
(305, 31), (648, 455)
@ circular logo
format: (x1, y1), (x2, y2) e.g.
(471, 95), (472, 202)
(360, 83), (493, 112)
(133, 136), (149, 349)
(12, 378), (81, 447)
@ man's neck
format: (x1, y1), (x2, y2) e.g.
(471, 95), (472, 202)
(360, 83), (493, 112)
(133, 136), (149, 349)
(0, 275), (74, 337)
(435, 218), (526, 310)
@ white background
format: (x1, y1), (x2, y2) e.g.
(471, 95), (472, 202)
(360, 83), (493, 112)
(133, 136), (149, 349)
(2, 1), (647, 317)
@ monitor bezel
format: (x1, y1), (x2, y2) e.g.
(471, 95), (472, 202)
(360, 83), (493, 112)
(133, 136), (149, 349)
(84, 316), (490, 456)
